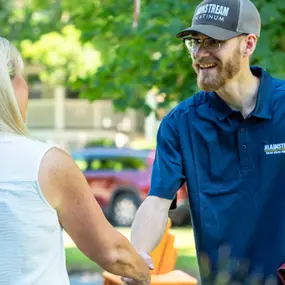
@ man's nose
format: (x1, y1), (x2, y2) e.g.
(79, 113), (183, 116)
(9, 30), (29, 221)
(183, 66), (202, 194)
(193, 44), (210, 59)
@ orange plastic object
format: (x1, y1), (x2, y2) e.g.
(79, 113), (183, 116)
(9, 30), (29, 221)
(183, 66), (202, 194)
(102, 218), (198, 285)
(150, 219), (177, 275)
(102, 270), (198, 285)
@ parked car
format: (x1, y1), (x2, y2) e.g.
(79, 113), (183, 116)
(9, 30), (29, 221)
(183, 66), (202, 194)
(71, 147), (190, 227)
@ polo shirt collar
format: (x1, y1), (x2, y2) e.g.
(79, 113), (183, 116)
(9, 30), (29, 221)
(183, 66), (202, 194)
(211, 66), (273, 121)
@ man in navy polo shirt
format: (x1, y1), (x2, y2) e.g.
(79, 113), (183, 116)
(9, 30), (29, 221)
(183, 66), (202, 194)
(124, 0), (285, 284)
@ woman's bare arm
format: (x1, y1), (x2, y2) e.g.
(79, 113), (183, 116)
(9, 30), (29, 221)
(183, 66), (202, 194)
(38, 147), (150, 283)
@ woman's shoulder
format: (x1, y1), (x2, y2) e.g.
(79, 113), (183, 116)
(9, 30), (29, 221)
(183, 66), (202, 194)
(39, 147), (77, 182)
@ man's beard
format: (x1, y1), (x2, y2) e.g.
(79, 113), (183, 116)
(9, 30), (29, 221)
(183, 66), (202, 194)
(194, 48), (241, 92)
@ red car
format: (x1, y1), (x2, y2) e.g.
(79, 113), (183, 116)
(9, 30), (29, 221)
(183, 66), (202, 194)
(72, 147), (190, 227)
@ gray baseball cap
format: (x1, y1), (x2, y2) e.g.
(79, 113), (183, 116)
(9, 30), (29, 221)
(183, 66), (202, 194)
(176, 0), (261, 40)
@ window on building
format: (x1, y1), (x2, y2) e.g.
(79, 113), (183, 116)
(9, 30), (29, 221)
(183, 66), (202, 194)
(66, 89), (80, 99)
(27, 74), (42, 99)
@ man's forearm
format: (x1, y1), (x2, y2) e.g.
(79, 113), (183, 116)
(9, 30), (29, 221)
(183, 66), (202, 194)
(130, 196), (172, 253)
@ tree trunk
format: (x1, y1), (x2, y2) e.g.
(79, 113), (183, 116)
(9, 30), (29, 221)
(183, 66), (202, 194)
(133, 0), (140, 29)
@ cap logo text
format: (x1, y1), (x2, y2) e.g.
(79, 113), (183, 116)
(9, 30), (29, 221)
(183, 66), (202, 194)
(195, 4), (230, 22)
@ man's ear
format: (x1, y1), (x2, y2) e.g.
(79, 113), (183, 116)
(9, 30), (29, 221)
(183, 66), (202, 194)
(243, 34), (258, 57)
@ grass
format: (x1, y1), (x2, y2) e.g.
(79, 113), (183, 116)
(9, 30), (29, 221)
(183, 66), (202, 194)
(176, 247), (199, 278)
(66, 247), (199, 276)
(66, 247), (103, 274)
(65, 226), (200, 278)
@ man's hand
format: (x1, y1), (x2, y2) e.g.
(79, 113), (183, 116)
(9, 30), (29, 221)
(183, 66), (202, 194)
(121, 253), (153, 285)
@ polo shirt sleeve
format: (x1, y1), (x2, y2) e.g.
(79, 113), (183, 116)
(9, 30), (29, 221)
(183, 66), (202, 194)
(148, 116), (185, 200)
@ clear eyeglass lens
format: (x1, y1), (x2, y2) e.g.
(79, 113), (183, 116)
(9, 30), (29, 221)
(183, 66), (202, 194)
(184, 38), (221, 53)
(185, 39), (200, 53)
(204, 39), (220, 52)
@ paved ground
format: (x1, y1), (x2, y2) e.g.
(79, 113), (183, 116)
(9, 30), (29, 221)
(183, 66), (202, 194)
(69, 273), (103, 285)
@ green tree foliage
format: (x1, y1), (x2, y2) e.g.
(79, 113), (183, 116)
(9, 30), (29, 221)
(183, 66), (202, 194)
(0, 1), (13, 35)
(21, 25), (101, 85)
(65, 0), (201, 112)
(65, 0), (285, 112)
(5, 0), (284, 112)
(1, 1), (62, 44)
(254, 0), (285, 79)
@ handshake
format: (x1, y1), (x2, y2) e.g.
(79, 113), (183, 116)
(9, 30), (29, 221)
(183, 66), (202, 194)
(121, 252), (154, 285)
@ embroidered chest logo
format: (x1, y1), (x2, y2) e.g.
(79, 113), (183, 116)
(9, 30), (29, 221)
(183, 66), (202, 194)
(264, 143), (285, 155)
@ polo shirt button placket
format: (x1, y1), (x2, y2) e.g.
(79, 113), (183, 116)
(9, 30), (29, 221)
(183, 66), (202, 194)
(237, 126), (252, 170)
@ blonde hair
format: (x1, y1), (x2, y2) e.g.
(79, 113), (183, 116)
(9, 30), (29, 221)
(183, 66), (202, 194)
(0, 37), (28, 136)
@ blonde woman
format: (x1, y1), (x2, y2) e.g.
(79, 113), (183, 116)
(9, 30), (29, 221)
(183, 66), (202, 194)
(0, 37), (150, 285)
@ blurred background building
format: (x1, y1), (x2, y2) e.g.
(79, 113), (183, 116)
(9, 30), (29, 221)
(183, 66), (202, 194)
(25, 65), (158, 151)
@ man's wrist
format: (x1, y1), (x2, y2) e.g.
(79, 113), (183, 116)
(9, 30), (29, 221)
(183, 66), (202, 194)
(138, 252), (154, 270)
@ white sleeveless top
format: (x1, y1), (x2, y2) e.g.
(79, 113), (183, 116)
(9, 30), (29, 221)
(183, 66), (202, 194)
(0, 130), (70, 285)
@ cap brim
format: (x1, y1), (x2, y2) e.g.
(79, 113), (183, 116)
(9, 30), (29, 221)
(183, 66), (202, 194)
(176, 25), (242, 40)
